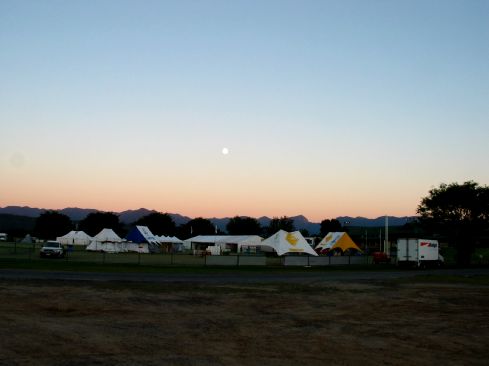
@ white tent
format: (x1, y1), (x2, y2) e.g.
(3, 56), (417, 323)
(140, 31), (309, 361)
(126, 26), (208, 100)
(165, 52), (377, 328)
(182, 235), (263, 253)
(21, 234), (33, 244)
(261, 230), (318, 256)
(170, 236), (183, 244)
(125, 242), (149, 254)
(158, 235), (174, 243)
(86, 228), (125, 253)
(152, 235), (183, 252)
(56, 231), (93, 246)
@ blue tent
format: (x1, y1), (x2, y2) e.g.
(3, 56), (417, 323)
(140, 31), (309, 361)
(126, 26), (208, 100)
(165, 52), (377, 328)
(125, 226), (160, 252)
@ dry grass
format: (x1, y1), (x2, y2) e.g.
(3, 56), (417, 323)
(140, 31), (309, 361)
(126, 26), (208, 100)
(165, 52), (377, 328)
(0, 280), (488, 366)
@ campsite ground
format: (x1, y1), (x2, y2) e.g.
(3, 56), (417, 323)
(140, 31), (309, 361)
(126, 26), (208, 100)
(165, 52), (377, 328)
(1, 274), (488, 365)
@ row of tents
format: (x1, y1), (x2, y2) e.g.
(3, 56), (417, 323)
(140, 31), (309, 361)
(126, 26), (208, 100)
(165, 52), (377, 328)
(56, 226), (184, 253)
(55, 226), (362, 256)
(184, 230), (362, 256)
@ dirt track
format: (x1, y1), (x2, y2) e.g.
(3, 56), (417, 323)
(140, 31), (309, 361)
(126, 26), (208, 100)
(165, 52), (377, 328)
(1, 278), (488, 365)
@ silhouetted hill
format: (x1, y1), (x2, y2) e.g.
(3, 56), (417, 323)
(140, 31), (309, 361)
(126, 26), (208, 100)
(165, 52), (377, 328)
(210, 215), (320, 235)
(0, 206), (45, 217)
(167, 213), (192, 226)
(59, 208), (98, 221)
(118, 208), (157, 224)
(290, 215), (320, 235)
(257, 216), (272, 228)
(337, 216), (416, 227)
(208, 217), (231, 233)
(0, 206), (416, 236)
(117, 208), (192, 225)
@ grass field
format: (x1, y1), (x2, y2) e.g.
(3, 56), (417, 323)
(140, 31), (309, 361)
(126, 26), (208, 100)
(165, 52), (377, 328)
(1, 276), (488, 365)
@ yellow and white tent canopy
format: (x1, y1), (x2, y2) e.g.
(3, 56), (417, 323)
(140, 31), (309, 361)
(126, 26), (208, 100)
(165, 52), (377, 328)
(316, 232), (362, 253)
(261, 230), (318, 256)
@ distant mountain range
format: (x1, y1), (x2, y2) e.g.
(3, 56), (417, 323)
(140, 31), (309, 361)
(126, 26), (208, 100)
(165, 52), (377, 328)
(0, 206), (416, 235)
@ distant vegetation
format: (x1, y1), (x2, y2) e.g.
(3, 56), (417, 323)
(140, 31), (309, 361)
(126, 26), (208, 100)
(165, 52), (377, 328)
(1, 181), (488, 266)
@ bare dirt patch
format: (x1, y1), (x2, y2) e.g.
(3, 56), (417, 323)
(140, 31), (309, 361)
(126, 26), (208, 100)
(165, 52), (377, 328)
(0, 280), (488, 366)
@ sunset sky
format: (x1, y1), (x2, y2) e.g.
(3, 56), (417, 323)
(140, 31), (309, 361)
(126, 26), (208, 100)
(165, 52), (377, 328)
(1, 0), (488, 222)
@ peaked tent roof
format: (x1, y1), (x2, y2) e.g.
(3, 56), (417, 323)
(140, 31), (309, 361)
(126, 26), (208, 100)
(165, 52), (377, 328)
(183, 235), (263, 249)
(93, 228), (122, 243)
(126, 226), (159, 245)
(21, 234), (33, 244)
(158, 235), (174, 243)
(315, 232), (362, 252)
(261, 230), (318, 256)
(56, 230), (93, 245)
(157, 235), (184, 244)
(170, 236), (183, 244)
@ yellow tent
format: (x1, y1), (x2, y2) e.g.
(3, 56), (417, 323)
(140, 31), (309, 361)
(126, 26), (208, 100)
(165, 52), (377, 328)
(315, 232), (362, 253)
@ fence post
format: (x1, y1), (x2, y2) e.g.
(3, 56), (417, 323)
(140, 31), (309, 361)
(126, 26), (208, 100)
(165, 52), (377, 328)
(237, 254), (240, 267)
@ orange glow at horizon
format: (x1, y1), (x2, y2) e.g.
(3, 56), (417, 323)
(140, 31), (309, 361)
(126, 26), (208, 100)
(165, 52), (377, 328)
(1, 178), (419, 222)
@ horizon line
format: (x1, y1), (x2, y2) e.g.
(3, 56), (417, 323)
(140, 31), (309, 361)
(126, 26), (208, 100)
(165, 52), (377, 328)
(0, 205), (418, 222)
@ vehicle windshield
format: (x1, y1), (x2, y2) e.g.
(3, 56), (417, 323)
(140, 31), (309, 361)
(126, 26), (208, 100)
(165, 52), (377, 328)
(45, 242), (61, 248)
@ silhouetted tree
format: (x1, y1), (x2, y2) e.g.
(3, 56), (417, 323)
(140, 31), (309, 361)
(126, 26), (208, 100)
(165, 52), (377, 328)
(178, 217), (216, 239)
(34, 211), (73, 240)
(417, 181), (489, 265)
(319, 219), (342, 237)
(266, 216), (295, 236)
(133, 212), (176, 236)
(79, 212), (123, 237)
(226, 216), (262, 235)
(396, 218), (425, 239)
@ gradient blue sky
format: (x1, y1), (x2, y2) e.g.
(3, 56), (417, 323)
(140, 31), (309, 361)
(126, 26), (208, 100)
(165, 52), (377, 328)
(1, 0), (488, 221)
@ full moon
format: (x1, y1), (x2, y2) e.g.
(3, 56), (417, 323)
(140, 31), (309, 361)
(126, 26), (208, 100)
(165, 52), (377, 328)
(222, 147), (229, 155)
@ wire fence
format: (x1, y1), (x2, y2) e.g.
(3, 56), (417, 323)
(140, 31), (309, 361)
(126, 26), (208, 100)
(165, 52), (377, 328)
(0, 242), (378, 267)
(2, 242), (488, 267)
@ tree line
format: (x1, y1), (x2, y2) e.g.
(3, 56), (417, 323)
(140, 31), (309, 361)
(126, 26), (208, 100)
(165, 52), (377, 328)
(33, 212), (297, 239)
(32, 210), (344, 242)
(28, 181), (489, 265)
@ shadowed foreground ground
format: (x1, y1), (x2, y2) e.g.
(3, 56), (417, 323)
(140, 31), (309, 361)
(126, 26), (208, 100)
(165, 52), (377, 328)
(1, 278), (488, 365)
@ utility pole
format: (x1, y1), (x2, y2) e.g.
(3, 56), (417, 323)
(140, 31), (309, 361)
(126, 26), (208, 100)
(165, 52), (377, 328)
(365, 229), (368, 254)
(379, 228), (382, 253)
(385, 215), (389, 255)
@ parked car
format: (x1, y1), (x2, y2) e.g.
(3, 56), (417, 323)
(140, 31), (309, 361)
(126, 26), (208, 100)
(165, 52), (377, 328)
(372, 251), (391, 264)
(40, 241), (65, 258)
